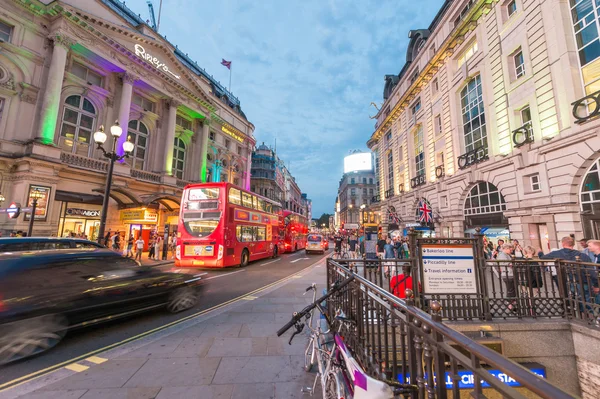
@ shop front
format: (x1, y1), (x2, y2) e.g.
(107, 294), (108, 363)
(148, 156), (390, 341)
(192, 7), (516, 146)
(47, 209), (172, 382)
(120, 208), (159, 251)
(55, 190), (104, 240)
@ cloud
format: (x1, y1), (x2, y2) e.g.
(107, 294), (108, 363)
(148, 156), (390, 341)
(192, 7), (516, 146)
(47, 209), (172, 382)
(127, 0), (444, 216)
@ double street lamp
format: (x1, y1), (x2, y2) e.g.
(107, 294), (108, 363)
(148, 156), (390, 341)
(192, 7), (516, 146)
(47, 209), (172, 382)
(93, 121), (134, 244)
(27, 188), (44, 236)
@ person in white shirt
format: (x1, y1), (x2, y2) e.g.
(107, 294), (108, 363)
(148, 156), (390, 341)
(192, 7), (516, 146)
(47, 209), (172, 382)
(134, 237), (145, 262)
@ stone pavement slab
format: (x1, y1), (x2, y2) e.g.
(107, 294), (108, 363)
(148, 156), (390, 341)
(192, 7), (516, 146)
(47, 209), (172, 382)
(11, 258), (327, 399)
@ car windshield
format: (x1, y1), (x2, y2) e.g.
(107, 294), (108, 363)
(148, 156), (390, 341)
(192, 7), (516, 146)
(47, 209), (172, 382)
(182, 212), (221, 238)
(307, 235), (322, 242)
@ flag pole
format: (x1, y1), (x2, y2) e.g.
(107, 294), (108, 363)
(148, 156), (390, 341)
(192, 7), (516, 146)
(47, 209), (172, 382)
(228, 64), (232, 93)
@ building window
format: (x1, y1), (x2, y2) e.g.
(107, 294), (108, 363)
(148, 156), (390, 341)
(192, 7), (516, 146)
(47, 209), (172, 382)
(175, 115), (192, 131)
(457, 41), (478, 67)
(369, 178), (373, 184)
(411, 98), (421, 115)
(385, 130), (392, 142)
(387, 150), (394, 191)
(441, 195), (448, 208)
(363, 188), (367, 196)
(369, 188), (374, 195)
(351, 188), (356, 196)
(127, 120), (149, 170)
(351, 178), (355, 184)
(464, 182), (507, 215)
(209, 131), (215, 141)
(432, 78), (439, 94)
(132, 94), (155, 113)
(414, 125), (425, 177)
(461, 75), (487, 153)
(221, 173), (228, 182)
(530, 174), (541, 192)
(172, 137), (186, 179)
(520, 106), (532, 128)
(237, 145), (242, 155)
(410, 68), (419, 84)
(362, 178), (367, 184)
(454, 0), (474, 26)
(434, 114), (442, 136)
(70, 62), (103, 87)
(59, 95), (96, 157)
(507, 0), (517, 17)
(225, 139), (230, 150)
(435, 151), (444, 169)
(0, 20), (12, 42)
(581, 159), (600, 212)
(570, 1), (600, 68)
(514, 50), (525, 79)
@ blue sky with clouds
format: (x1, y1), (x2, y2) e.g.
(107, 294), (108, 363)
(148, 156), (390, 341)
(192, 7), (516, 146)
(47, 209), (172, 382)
(126, 0), (444, 217)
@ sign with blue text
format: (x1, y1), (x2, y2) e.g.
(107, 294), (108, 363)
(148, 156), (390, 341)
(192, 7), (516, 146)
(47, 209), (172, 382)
(398, 367), (546, 389)
(421, 244), (477, 294)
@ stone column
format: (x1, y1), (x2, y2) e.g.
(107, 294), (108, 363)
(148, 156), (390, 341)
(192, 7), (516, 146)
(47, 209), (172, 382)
(38, 31), (74, 144)
(188, 132), (201, 181)
(244, 143), (252, 190)
(199, 119), (211, 182)
(116, 73), (136, 157)
(163, 99), (179, 175)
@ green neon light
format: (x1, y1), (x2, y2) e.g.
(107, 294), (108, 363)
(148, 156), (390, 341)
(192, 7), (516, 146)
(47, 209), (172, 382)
(201, 163), (207, 183)
(40, 102), (59, 144)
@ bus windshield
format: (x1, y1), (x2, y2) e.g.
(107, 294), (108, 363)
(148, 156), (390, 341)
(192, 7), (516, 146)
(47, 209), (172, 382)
(182, 212), (221, 237)
(188, 187), (220, 201)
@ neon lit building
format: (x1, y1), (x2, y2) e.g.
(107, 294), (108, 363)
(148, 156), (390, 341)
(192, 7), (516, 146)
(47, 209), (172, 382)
(0, 0), (255, 238)
(368, 0), (600, 250)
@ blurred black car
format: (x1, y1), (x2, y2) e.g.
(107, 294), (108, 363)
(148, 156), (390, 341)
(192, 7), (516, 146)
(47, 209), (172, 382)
(0, 237), (104, 252)
(0, 249), (202, 365)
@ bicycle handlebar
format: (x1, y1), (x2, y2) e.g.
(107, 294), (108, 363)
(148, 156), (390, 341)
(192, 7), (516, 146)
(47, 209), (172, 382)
(277, 276), (355, 337)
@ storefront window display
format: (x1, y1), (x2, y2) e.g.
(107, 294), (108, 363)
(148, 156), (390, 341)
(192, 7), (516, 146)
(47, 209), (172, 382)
(58, 202), (101, 240)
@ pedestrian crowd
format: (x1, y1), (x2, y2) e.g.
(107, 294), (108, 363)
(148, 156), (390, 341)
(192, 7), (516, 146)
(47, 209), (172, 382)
(102, 230), (179, 262)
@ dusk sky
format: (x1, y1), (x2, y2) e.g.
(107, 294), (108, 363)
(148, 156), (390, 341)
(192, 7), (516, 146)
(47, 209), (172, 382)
(126, 0), (444, 217)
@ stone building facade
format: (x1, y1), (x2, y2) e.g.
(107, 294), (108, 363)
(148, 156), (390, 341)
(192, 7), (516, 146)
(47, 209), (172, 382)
(368, 0), (600, 250)
(337, 170), (377, 227)
(0, 0), (255, 239)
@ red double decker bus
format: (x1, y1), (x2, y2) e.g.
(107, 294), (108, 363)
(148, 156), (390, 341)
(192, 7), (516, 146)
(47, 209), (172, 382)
(282, 210), (308, 253)
(176, 182), (282, 268)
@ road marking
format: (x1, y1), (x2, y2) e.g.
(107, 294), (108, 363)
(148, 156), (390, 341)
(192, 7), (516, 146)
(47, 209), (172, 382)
(65, 363), (88, 372)
(293, 275), (302, 278)
(204, 269), (246, 280)
(258, 258), (281, 266)
(241, 295), (258, 301)
(0, 254), (330, 393)
(86, 356), (107, 365)
(291, 258), (309, 263)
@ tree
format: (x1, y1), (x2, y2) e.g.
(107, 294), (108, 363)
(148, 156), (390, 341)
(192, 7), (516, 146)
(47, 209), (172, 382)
(317, 213), (332, 228)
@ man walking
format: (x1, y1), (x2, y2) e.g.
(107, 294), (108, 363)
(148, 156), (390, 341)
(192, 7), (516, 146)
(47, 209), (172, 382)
(497, 243), (517, 312)
(579, 238), (593, 260)
(134, 236), (145, 262)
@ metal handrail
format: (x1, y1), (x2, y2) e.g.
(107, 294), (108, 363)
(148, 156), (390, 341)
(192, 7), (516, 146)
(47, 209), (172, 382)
(327, 259), (575, 399)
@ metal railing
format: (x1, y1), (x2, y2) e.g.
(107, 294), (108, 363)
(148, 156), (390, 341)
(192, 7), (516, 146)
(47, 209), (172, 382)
(131, 169), (162, 183)
(457, 145), (488, 170)
(326, 259), (575, 398)
(512, 121), (534, 147)
(572, 89), (600, 124)
(385, 188), (395, 199)
(60, 152), (108, 172)
(411, 174), (426, 188)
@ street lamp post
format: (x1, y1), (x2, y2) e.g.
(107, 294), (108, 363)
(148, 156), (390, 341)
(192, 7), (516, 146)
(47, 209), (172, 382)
(27, 188), (44, 236)
(94, 122), (135, 244)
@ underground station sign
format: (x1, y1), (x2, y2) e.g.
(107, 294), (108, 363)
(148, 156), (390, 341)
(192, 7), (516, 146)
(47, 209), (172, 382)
(420, 244), (477, 294)
(0, 202), (32, 219)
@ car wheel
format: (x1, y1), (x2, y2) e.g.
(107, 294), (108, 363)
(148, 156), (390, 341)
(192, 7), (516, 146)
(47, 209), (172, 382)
(240, 249), (250, 267)
(0, 314), (67, 365)
(167, 287), (198, 313)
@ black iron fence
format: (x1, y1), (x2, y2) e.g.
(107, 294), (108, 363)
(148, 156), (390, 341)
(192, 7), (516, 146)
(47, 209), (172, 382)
(333, 236), (600, 327)
(326, 259), (575, 398)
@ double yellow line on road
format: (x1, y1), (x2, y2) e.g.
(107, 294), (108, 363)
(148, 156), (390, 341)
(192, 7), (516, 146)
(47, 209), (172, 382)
(0, 257), (325, 392)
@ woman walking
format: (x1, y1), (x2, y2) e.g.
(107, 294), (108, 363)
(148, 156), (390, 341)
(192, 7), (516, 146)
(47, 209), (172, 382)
(148, 235), (156, 260)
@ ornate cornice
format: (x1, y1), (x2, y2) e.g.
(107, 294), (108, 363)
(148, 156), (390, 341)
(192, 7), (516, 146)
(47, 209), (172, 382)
(121, 72), (139, 85)
(368, 0), (496, 148)
(50, 29), (76, 50)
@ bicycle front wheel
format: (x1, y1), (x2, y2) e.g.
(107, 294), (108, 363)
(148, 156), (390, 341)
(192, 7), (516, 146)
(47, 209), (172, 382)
(325, 371), (345, 399)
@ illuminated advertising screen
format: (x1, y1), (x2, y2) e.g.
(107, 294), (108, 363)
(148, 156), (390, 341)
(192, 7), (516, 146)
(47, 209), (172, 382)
(344, 153), (372, 173)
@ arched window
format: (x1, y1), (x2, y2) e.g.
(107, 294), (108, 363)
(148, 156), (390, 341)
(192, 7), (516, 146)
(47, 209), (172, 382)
(172, 137), (186, 179)
(464, 182), (506, 216)
(460, 75), (487, 153)
(128, 120), (148, 170)
(59, 95), (96, 156)
(581, 159), (600, 213)
(414, 125), (424, 177)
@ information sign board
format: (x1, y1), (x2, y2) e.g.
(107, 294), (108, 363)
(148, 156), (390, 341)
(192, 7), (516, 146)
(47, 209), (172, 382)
(421, 244), (477, 294)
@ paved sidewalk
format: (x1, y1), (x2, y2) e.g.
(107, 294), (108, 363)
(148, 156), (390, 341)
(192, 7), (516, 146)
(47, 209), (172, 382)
(8, 259), (327, 399)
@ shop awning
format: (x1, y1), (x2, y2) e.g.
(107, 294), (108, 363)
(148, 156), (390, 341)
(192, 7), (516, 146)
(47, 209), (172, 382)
(55, 190), (104, 205)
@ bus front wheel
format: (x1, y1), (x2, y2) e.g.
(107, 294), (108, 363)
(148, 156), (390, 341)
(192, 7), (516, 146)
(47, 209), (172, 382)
(240, 249), (250, 267)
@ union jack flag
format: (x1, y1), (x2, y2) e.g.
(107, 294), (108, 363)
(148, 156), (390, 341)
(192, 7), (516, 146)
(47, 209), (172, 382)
(388, 209), (400, 225)
(418, 199), (433, 224)
(221, 59), (232, 69)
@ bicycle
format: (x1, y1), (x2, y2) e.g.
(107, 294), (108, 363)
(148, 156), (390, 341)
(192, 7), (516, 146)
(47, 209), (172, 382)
(277, 277), (416, 399)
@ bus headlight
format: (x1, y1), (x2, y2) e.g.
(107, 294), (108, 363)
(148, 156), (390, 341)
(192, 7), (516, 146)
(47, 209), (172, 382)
(217, 245), (224, 260)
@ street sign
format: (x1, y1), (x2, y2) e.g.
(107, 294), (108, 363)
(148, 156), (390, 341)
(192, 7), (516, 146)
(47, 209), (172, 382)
(420, 244), (477, 294)
(6, 202), (20, 219)
(344, 223), (359, 230)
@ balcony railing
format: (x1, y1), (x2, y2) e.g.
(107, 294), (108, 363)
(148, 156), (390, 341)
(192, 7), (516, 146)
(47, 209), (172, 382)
(572, 89), (600, 124)
(410, 173), (426, 188)
(435, 164), (445, 178)
(512, 121), (534, 147)
(176, 178), (193, 188)
(371, 194), (380, 203)
(384, 188), (394, 199)
(60, 152), (108, 172)
(131, 169), (162, 183)
(458, 145), (488, 170)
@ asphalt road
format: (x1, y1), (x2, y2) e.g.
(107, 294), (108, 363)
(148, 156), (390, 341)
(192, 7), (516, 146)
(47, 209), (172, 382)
(0, 249), (331, 388)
